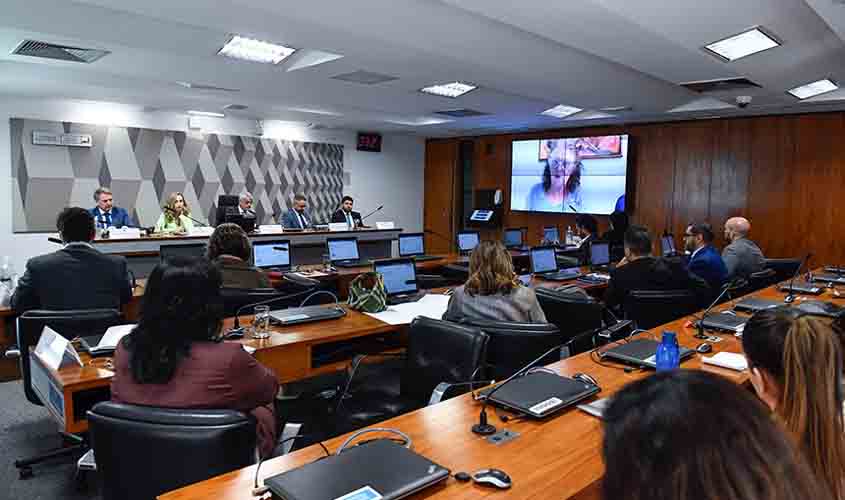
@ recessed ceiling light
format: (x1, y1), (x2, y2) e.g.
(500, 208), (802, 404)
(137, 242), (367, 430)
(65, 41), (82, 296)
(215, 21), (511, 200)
(187, 110), (225, 118)
(420, 82), (478, 98)
(218, 35), (296, 64)
(787, 79), (838, 99)
(704, 27), (780, 62)
(599, 105), (632, 112)
(540, 104), (582, 118)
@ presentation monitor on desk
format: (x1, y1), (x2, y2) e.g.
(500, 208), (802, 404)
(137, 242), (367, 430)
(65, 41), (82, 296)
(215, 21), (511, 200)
(530, 246), (559, 274)
(589, 241), (611, 267)
(661, 234), (677, 256)
(503, 228), (526, 249)
(253, 240), (291, 270)
(543, 226), (560, 244)
(160, 243), (206, 262)
(399, 233), (425, 257)
(374, 258), (419, 296)
(457, 231), (480, 254)
(326, 237), (360, 262)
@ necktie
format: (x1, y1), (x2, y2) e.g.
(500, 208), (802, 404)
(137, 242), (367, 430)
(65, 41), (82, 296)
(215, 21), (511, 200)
(105, 212), (112, 227)
(298, 212), (307, 228)
(346, 212), (352, 228)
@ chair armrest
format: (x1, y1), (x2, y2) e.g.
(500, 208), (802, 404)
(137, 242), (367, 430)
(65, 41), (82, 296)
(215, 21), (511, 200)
(4, 345), (20, 359)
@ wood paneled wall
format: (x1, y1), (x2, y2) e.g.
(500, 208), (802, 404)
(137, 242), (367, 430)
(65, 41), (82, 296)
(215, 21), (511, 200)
(424, 112), (845, 265)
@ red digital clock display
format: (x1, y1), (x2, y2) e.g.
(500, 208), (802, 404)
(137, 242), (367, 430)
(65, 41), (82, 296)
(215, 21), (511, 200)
(357, 132), (382, 152)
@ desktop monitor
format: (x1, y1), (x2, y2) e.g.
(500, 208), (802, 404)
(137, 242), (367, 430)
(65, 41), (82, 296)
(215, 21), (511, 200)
(159, 243), (206, 262)
(374, 258), (419, 296)
(398, 233), (425, 257)
(543, 226), (559, 243)
(457, 231), (480, 253)
(661, 235), (676, 256)
(327, 237), (360, 262)
(503, 228), (524, 248)
(253, 240), (291, 269)
(529, 246), (558, 274)
(590, 241), (611, 266)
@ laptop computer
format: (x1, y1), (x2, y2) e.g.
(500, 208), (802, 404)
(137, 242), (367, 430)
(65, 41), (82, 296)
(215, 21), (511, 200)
(543, 226), (560, 245)
(779, 281), (824, 295)
(824, 266), (845, 275)
(327, 237), (370, 268)
(529, 246), (582, 281)
(477, 371), (600, 418)
(734, 297), (782, 313)
(602, 339), (695, 369)
(589, 241), (611, 270)
(374, 258), (425, 305)
(503, 228), (529, 252)
(811, 273), (845, 286)
(253, 240), (292, 271)
(269, 305), (347, 326)
(397, 233), (441, 262)
(456, 231), (480, 257)
(697, 312), (748, 334)
(159, 243), (206, 262)
(660, 235), (677, 257)
(265, 439), (450, 500)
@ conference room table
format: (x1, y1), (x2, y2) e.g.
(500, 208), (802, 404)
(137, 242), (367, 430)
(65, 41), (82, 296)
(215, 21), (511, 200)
(159, 279), (821, 500)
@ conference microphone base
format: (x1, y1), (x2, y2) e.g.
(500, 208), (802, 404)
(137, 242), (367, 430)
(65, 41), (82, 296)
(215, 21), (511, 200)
(471, 423), (497, 436)
(784, 294), (796, 304)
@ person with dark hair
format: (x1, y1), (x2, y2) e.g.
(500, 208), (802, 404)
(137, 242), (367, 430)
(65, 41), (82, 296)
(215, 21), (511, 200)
(11, 207), (132, 313)
(330, 195), (364, 228)
(281, 193), (313, 229)
(526, 140), (583, 212)
(603, 370), (831, 500)
(207, 223), (270, 288)
(575, 213), (599, 264)
(742, 308), (845, 500)
(602, 210), (629, 262)
(89, 186), (133, 229)
(603, 225), (710, 311)
(684, 222), (728, 291)
(111, 258), (279, 458)
(443, 240), (546, 323)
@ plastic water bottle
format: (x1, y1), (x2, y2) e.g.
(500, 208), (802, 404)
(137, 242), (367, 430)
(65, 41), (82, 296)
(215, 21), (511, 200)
(565, 226), (573, 246)
(655, 331), (680, 372)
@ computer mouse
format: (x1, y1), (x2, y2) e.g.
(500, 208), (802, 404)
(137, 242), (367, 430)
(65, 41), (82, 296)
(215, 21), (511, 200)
(472, 468), (512, 489)
(572, 372), (598, 386)
(696, 343), (712, 354)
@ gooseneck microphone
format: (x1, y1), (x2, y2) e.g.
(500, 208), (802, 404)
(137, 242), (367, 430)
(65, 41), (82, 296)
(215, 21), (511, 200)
(163, 205), (208, 227)
(784, 253), (813, 304)
(360, 205), (384, 223)
(695, 278), (740, 339)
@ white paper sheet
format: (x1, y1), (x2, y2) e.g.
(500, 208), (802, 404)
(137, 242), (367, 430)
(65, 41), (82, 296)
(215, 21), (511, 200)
(702, 352), (748, 371)
(364, 294), (451, 325)
(96, 324), (136, 349)
(34, 326), (82, 370)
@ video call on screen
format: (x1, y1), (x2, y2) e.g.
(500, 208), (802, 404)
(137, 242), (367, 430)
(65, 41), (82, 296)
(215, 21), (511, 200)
(254, 242), (290, 268)
(531, 248), (557, 273)
(377, 262), (416, 294)
(400, 235), (424, 255)
(458, 233), (479, 251)
(329, 239), (359, 261)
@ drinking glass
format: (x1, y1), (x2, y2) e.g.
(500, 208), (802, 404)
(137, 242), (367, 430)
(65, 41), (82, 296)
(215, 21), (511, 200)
(252, 305), (271, 339)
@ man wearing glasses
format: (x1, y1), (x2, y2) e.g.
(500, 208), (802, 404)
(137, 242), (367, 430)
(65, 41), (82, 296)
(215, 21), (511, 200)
(684, 222), (728, 291)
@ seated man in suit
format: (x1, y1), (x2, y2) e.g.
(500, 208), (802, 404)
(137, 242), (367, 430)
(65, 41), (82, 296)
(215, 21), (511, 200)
(12, 207), (133, 313)
(575, 214), (599, 265)
(604, 225), (710, 312)
(280, 193), (313, 229)
(684, 222), (728, 291)
(330, 195), (364, 229)
(238, 192), (256, 217)
(206, 223), (271, 289)
(89, 186), (133, 229)
(722, 217), (766, 280)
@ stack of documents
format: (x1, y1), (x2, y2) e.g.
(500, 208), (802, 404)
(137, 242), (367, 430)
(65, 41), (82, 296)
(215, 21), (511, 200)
(364, 294), (451, 325)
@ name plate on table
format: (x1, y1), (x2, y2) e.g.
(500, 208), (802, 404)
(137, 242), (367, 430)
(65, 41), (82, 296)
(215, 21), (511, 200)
(34, 326), (83, 371)
(108, 227), (141, 239)
(188, 226), (215, 237)
(258, 225), (285, 234)
(375, 221), (395, 230)
(329, 223), (350, 232)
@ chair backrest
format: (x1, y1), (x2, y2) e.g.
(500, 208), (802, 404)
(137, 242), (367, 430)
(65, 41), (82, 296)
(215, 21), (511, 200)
(535, 288), (604, 355)
(623, 290), (699, 330)
(462, 319), (561, 380)
(400, 317), (488, 404)
(748, 268), (778, 292)
(88, 402), (256, 500)
(17, 309), (122, 406)
(764, 258), (801, 283)
(220, 287), (292, 317)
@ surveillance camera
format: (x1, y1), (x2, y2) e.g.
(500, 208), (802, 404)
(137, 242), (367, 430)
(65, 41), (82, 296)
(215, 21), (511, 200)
(736, 96), (752, 108)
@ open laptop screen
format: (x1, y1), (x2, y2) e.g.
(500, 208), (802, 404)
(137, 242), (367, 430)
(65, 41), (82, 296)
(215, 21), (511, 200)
(504, 229), (523, 248)
(253, 240), (290, 269)
(661, 235), (676, 256)
(530, 247), (558, 274)
(327, 238), (359, 262)
(375, 259), (418, 295)
(160, 243), (206, 262)
(398, 233), (424, 256)
(457, 232), (480, 252)
(543, 226), (559, 243)
(590, 241), (611, 266)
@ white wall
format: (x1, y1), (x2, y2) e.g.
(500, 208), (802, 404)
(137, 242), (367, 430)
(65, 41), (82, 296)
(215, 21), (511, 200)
(0, 96), (424, 274)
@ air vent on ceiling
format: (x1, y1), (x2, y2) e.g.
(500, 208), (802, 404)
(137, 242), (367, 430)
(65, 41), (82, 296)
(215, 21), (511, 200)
(433, 109), (489, 118)
(331, 70), (398, 85)
(176, 81), (240, 92)
(680, 77), (762, 93)
(223, 104), (249, 111)
(12, 39), (110, 63)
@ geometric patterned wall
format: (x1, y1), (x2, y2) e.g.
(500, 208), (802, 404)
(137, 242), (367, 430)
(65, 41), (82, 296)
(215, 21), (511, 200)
(10, 118), (344, 232)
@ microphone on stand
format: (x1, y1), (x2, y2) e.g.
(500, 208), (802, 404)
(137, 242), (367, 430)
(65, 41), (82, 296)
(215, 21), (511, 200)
(163, 206), (208, 227)
(358, 205), (384, 228)
(784, 253), (813, 304)
(694, 278), (741, 340)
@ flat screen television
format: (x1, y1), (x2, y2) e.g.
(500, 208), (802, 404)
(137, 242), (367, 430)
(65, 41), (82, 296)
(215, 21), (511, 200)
(509, 135), (630, 215)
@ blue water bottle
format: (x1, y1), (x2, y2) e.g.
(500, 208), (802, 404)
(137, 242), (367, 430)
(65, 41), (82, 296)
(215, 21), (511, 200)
(655, 331), (680, 372)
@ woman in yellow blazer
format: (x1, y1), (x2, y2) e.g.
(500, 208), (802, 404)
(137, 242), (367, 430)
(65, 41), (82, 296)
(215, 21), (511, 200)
(154, 192), (195, 234)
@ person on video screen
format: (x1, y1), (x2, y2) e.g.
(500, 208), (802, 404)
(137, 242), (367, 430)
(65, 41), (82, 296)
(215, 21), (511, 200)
(526, 140), (583, 212)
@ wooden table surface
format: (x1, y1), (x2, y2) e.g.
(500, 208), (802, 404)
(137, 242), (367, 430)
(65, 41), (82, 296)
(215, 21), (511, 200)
(160, 281), (818, 500)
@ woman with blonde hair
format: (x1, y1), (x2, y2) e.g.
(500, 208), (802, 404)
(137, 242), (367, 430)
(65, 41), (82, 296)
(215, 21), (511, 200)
(443, 240), (546, 323)
(154, 192), (194, 234)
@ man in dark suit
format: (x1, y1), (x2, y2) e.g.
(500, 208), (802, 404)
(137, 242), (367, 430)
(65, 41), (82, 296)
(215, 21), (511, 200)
(575, 214), (598, 265)
(330, 195), (364, 229)
(684, 222), (728, 291)
(280, 193), (313, 229)
(88, 186), (133, 229)
(11, 207), (133, 313)
(604, 225), (710, 312)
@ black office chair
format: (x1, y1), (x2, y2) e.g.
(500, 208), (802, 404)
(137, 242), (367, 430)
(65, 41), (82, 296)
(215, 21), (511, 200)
(8, 309), (122, 479)
(535, 288), (604, 356)
(440, 264), (469, 283)
(88, 402), (256, 500)
(764, 258), (802, 283)
(748, 268), (778, 292)
(336, 317), (488, 433)
(623, 290), (700, 330)
(463, 319), (561, 380)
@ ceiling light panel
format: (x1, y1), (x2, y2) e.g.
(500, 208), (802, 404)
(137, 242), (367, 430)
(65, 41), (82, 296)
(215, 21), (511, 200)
(787, 79), (838, 99)
(420, 82), (478, 98)
(218, 35), (296, 64)
(704, 28), (780, 62)
(540, 104), (582, 118)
